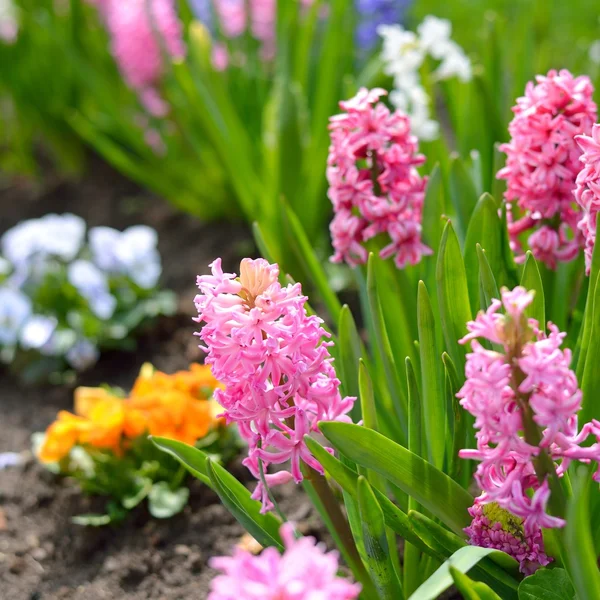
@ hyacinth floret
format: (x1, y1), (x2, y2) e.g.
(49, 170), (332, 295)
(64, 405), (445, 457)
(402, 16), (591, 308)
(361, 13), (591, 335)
(497, 69), (597, 268)
(465, 500), (550, 575)
(327, 87), (431, 270)
(194, 258), (355, 511)
(574, 123), (600, 274)
(208, 523), (361, 600)
(459, 285), (600, 573)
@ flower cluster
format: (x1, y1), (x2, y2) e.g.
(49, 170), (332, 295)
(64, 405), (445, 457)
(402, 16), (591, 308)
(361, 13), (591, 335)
(91, 0), (185, 117)
(0, 214), (172, 380)
(458, 286), (600, 572)
(465, 501), (550, 575)
(497, 70), (597, 268)
(38, 363), (222, 463)
(208, 523), (361, 600)
(355, 0), (410, 53)
(36, 363), (228, 522)
(195, 258), (355, 511)
(378, 16), (472, 140)
(574, 123), (600, 273)
(327, 87), (430, 269)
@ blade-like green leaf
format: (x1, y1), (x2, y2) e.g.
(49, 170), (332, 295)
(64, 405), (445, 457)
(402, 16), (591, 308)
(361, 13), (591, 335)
(409, 546), (518, 600)
(283, 205), (342, 323)
(357, 477), (405, 599)
(207, 459), (283, 550)
(464, 193), (504, 316)
(437, 221), (472, 378)
(451, 567), (503, 600)
(152, 437), (282, 549)
(338, 305), (364, 402)
(418, 281), (445, 468)
(564, 467), (600, 599)
(367, 254), (408, 438)
(422, 164), (446, 254)
(448, 155), (479, 243)
(520, 252), (545, 328)
(477, 244), (500, 310)
(304, 436), (438, 558)
(518, 568), (575, 600)
(318, 422), (473, 535)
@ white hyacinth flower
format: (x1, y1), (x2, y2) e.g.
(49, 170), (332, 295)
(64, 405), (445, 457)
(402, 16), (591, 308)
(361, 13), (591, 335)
(590, 40), (600, 65)
(378, 15), (472, 141)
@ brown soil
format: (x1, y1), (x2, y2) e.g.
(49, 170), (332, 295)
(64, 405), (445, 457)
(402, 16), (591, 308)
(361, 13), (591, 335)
(0, 160), (325, 599)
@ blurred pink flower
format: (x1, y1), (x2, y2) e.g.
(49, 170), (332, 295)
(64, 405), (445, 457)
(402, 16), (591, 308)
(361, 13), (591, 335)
(194, 258), (355, 511)
(497, 69), (597, 268)
(327, 87), (430, 269)
(100, 0), (185, 116)
(208, 523), (361, 600)
(574, 123), (600, 273)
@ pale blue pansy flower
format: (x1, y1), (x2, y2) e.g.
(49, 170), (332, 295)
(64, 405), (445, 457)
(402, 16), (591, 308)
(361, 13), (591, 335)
(0, 286), (32, 346)
(67, 259), (117, 320)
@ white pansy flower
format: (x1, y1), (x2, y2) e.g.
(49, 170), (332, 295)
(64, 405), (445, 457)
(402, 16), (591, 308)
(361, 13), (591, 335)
(67, 259), (117, 320)
(0, 287), (32, 346)
(19, 315), (58, 355)
(90, 225), (161, 289)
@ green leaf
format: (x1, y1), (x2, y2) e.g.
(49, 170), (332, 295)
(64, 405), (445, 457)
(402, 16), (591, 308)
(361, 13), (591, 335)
(338, 305), (363, 402)
(448, 155), (479, 243)
(520, 252), (545, 328)
(451, 568), (503, 600)
(359, 359), (378, 431)
(357, 477), (405, 599)
(422, 164), (446, 253)
(283, 205), (342, 323)
(477, 244), (500, 310)
(406, 357), (422, 459)
(437, 221), (472, 378)
(464, 193), (504, 316)
(152, 437), (283, 550)
(122, 476), (153, 510)
(318, 422), (473, 535)
(564, 467), (600, 599)
(417, 281), (445, 468)
(304, 436), (438, 558)
(147, 483), (189, 519)
(71, 513), (113, 527)
(518, 568), (575, 600)
(151, 436), (211, 487)
(409, 546), (518, 600)
(366, 254), (408, 438)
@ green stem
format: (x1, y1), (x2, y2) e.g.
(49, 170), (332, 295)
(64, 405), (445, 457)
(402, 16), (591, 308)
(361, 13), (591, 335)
(303, 465), (367, 578)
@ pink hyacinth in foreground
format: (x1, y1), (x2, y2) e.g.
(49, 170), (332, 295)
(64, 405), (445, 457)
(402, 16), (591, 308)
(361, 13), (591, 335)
(497, 69), (597, 268)
(194, 258), (355, 511)
(100, 0), (186, 116)
(459, 286), (600, 570)
(465, 500), (550, 575)
(208, 523), (361, 600)
(327, 87), (431, 269)
(574, 123), (600, 273)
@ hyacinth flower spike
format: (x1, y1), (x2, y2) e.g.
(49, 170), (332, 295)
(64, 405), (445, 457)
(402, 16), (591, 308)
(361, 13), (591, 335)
(194, 257), (363, 568)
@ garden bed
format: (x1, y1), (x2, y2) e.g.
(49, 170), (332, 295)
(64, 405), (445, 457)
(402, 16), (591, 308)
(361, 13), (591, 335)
(0, 160), (324, 599)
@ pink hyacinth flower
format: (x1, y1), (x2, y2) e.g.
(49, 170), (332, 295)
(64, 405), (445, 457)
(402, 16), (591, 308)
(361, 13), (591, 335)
(458, 285), (600, 558)
(574, 123), (600, 273)
(194, 258), (355, 511)
(327, 87), (431, 269)
(208, 523), (361, 600)
(497, 69), (597, 268)
(101, 0), (186, 116)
